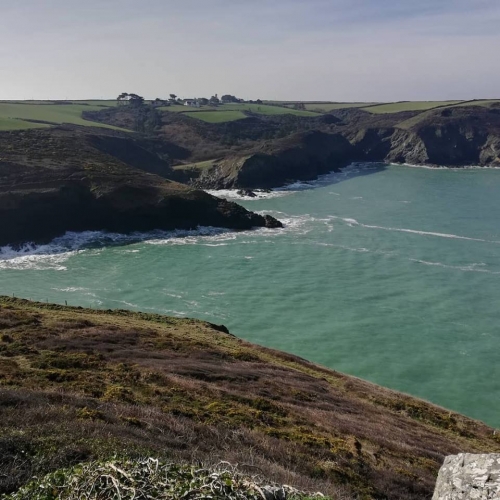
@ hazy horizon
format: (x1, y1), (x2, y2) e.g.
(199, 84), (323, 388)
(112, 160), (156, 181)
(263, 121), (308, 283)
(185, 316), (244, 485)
(2, 0), (499, 102)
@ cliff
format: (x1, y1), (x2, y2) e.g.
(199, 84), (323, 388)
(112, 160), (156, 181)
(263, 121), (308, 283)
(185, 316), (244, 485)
(0, 297), (499, 499)
(0, 127), (281, 247)
(190, 106), (500, 189)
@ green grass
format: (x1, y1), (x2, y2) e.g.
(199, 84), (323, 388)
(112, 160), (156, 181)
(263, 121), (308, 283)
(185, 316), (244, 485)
(70, 100), (118, 107)
(221, 103), (319, 117)
(303, 102), (379, 112)
(363, 101), (464, 114)
(184, 110), (248, 123)
(161, 102), (319, 122)
(0, 117), (50, 131)
(448, 99), (500, 108)
(0, 103), (126, 131)
(159, 104), (215, 113)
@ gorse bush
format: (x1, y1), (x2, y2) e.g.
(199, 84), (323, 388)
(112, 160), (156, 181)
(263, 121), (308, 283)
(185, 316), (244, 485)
(2, 459), (326, 500)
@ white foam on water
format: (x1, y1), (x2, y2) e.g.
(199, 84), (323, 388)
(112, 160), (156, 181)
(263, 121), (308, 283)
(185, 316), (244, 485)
(409, 259), (500, 275)
(0, 212), (314, 270)
(206, 189), (292, 200)
(329, 216), (500, 244)
(206, 163), (383, 201)
(52, 287), (89, 292)
(391, 162), (500, 171)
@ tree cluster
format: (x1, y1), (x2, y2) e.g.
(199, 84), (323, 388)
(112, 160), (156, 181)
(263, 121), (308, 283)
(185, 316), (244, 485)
(116, 93), (145, 107)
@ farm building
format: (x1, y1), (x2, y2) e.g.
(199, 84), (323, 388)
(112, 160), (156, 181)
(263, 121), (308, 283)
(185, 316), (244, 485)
(184, 99), (200, 108)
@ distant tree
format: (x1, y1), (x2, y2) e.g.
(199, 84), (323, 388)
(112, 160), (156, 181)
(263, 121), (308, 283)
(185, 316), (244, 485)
(169, 94), (177, 101)
(293, 102), (306, 110)
(209, 95), (220, 106)
(128, 93), (145, 107)
(117, 92), (129, 105)
(198, 98), (209, 105)
(256, 99), (263, 104)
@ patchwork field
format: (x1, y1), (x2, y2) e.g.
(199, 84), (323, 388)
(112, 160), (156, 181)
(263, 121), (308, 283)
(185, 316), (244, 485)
(362, 101), (464, 114)
(183, 110), (248, 123)
(0, 102), (124, 131)
(303, 102), (378, 112)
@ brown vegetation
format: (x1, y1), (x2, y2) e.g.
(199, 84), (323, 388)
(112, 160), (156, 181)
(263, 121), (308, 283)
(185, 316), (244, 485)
(0, 297), (498, 499)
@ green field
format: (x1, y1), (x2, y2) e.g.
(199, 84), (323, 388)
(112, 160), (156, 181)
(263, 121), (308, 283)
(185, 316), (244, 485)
(0, 102), (125, 131)
(449, 99), (500, 108)
(162, 102), (319, 122)
(184, 110), (248, 123)
(159, 104), (212, 113)
(221, 103), (318, 117)
(303, 102), (378, 112)
(363, 101), (464, 114)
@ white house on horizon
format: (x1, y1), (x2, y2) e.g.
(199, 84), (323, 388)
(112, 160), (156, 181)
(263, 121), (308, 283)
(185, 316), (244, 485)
(184, 99), (200, 108)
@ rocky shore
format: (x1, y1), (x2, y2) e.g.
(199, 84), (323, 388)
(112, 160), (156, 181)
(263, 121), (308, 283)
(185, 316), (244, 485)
(192, 107), (500, 189)
(0, 127), (281, 247)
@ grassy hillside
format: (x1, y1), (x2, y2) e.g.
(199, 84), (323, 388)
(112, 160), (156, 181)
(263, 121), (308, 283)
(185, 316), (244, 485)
(161, 102), (319, 123)
(0, 297), (499, 499)
(362, 101), (464, 114)
(0, 102), (125, 131)
(304, 103), (378, 112)
(184, 110), (249, 123)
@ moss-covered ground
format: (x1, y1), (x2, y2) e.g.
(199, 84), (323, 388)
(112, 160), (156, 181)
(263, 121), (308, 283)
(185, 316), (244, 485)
(0, 297), (498, 499)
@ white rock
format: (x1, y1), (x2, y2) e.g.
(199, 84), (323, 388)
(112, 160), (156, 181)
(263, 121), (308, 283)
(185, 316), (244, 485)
(433, 454), (500, 499)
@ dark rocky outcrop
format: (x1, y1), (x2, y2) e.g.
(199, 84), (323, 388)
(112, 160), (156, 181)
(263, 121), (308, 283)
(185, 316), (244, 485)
(192, 107), (500, 189)
(0, 127), (281, 247)
(194, 131), (355, 189)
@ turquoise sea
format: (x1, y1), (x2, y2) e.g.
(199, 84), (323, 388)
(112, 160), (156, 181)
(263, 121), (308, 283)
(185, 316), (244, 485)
(1, 164), (499, 426)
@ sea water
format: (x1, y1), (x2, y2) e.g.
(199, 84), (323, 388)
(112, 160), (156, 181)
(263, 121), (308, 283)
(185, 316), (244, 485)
(1, 164), (499, 427)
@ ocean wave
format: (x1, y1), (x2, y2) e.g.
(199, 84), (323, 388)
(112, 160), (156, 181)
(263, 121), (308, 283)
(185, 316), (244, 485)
(391, 162), (500, 171)
(206, 189), (292, 200)
(409, 259), (500, 275)
(330, 216), (500, 244)
(206, 163), (383, 200)
(0, 228), (233, 270)
(0, 213), (311, 270)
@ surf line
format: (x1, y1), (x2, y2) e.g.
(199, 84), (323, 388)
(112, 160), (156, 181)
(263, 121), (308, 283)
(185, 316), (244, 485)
(332, 217), (500, 244)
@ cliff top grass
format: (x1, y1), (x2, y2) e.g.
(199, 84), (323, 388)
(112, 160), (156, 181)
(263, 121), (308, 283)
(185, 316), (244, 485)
(362, 101), (464, 114)
(161, 103), (319, 123)
(0, 102), (126, 131)
(1, 297), (499, 499)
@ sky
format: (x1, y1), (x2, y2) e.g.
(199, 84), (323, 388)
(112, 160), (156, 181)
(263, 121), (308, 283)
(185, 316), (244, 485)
(1, 0), (499, 101)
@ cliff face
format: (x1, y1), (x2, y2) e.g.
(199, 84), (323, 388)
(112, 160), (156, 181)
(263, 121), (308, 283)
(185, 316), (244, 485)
(192, 107), (500, 189)
(194, 131), (355, 189)
(387, 108), (500, 166)
(0, 127), (281, 247)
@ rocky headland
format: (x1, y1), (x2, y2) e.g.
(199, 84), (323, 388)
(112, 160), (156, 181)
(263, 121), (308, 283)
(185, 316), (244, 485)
(190, 106), (500, 189)
(1, 104), (499, 247)
(0, 127), (281, 247)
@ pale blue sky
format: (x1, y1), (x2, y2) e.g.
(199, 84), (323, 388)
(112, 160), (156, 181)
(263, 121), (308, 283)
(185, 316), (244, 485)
(1, 0), (499, 101)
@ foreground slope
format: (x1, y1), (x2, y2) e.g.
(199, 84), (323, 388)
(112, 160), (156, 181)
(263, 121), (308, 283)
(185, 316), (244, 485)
(0, 298), (498, 499)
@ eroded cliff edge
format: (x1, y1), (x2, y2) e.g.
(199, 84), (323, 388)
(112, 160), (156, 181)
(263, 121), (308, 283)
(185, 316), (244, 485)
(190, 106), (500, 189)
(0, 127), (281, 247)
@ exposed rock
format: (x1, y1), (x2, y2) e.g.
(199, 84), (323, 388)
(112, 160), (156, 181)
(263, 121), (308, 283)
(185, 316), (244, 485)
(236, 189), (257, 197)
(433, 454), (500, 500)
(0, 127), (281, 247)
(194, 131), (354, 189)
